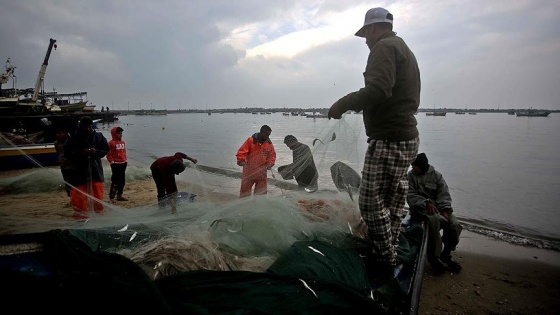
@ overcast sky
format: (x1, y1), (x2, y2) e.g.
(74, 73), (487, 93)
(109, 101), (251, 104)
(1, 0), (559, 110)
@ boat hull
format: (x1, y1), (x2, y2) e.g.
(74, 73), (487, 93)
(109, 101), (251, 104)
(516, 111), (550, 117)
(0, 144), (58, 170)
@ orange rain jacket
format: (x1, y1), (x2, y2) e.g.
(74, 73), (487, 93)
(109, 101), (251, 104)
(236, 133), (276, 195)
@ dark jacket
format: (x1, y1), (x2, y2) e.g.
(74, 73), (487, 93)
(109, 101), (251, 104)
(150, 152), (187, 194)
(407, 165), (453, 214)
(280, 142), (318, 188)
(334, 32), (420, 141)
(65, 127), (109, 185)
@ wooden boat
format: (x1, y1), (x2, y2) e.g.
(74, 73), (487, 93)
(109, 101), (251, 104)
(515, 109), (551, 117)
(0, 143), (58, 170)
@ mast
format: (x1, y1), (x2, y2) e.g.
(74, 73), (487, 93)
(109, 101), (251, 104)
(32, 38), (57, 102)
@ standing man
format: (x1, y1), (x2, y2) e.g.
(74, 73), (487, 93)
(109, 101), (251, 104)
(407, 153), (462, 274)
(65, 116), (109, 219)
(150, 152), (197, 214)
(328, 7), (421, 280)
(278, 135), (318, 192)
(236, 125), (276, 198)
(107, 127), (128, 202)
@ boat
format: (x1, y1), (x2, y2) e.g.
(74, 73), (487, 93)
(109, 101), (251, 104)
(0, 58), (19, 109)
(507, 110), (516, 115)
(455, 111), (465, 115)
(0, 205), (428, 314)
(468, 112), (477, 115)
(45, 91), (89, 112)
(0, 143), (58, 170)
(426, 112), (446, 116)
(81, 103), (96, 112)
(515, 109), (551, 117)
(306, 113), (328, 118)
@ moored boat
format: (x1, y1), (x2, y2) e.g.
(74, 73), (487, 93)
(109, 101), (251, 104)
(45, 92), (89, 113)
(515, 109), (551, 117)
(0, 143), (58, 170)
(426, 112), (446, 116)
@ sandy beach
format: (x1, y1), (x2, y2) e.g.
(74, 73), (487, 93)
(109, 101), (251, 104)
(1, 168), (559, 314)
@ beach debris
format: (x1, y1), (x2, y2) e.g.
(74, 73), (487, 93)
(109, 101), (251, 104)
(299, 279), (318, 298)
(118, 224), (129, 232)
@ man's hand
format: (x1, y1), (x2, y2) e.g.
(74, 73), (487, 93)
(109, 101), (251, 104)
(237, 160), (245, 166)
(425, 200), (438, 215)
(328, 100), (345, 119)
(83, 147), (96, 155)
(189, 157), (198, 164)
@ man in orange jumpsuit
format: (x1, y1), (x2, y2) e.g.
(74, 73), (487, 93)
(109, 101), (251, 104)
(236, 125), (276, 198)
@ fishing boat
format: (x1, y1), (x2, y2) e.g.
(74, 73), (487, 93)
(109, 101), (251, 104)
(425, 112), (446, 116)
(0, 143), (58, 170)
(81, 103), (96, 112)
(45, 91), (89, 112)
(515, 109), (551, 117)
(0, 59), (19, 109)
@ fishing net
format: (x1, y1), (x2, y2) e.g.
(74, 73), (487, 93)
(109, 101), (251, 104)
(0, 117), (425, 314)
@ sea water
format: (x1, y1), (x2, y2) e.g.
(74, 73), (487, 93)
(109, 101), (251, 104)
(95, 111), (560, 244)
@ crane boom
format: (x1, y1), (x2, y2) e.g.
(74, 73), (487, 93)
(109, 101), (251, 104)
(32, 38), (57, 102)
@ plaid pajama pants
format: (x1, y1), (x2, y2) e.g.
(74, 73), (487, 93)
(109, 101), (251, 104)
(359, 137), (419, 265)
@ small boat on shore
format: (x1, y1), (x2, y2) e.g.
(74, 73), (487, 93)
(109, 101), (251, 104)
(0, 143), (57, 170)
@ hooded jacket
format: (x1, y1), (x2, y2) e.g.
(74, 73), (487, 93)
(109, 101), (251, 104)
(236, 133), (276, 177)
(407, 165), (453, 213)
(107, 127), (127, 164)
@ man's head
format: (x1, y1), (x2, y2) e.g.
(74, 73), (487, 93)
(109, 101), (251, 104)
(284, 135), (298, 149)
(411, 153), (429, 174)
(79, 116), (94, 134)
(259, 125), (272, 142)
(170, 159), (186, 175)
(55, 123), (70, 140)
(355, 7), (394, 48)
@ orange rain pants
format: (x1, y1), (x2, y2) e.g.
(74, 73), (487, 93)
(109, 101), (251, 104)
(70, 181), (104, 219)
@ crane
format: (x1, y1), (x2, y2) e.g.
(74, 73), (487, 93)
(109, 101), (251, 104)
(32, 38), (57, 102)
